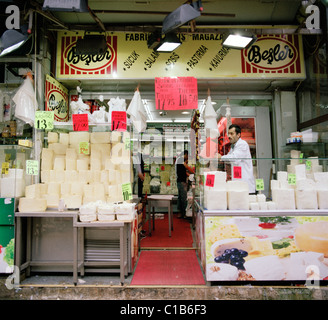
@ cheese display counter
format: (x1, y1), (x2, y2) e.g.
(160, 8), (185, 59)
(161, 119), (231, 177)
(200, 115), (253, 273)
(14, 127), (139, 283)
(195, 155), (328, 283)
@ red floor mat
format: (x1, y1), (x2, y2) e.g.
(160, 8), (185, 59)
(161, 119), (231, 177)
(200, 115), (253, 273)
(131, 250), (205, 285)
(140, 214), (194, 248)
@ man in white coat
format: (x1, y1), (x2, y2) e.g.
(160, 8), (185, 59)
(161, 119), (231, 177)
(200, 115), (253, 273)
(218, 124), (255, 194)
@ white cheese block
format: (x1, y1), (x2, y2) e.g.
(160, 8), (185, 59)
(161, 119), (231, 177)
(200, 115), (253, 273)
(98, 213), (115, 221)
(41, 148), (54, 170)
(69, 131), (90, 145)
(43, 194), (59, 208)
(104, 157), (115, 170)
(249, 195), (257, 203)
(272, 188), (296, 210)
(296, 178), (316, 190)
(206, 263), (239, 281)
(100, 170), (109, 183)
(55, 170), (65, 183)
(111, 131), (121, 142)
(66, 158), (77, 170)
(66, 148), (77, 159)
(83, 184), (94, 196)
(314, 172), (328, 184)
(308, 157), (319, 166)
(64, 170), (78, 182)
(76, 159), (89, 171)
(48, 143), (67, 155)
(90, 132), (111, 144)
(47, 132), (58, 143)
(63, 195), (82, 209)
(317, 189), (328, 209)
(61, 182), (71, 195)
(295, 189), (318, 209)
(287, 165), (296, 174)
(19, 197), (47, 212)
(290, 150), (301, 158)
(259, 202), (267, 210)
(267, 201), (276, 210)
(70, 182), (83, 195)
(244, 255), (285, 280)
(59, 133), (69, 145)
(108, 169), (117, 183)
(228, 190), (249, 210)
(204, 189), (227, 210)
(93, 183), (105, 197)
(48, 182), (60, 195)
(78, 170), (92, 184)
(41, 170), (50, 183)
(295, 164), (306, 180)
(277, 171), (288, 182)
(90, 170), (101, 183)
(90, 158), (101, 171)
(250, 202), (259, 210)
(53, 157), (66, 171)
(312, 165), (323, 173)
(25, 184), (43, 199)
(256, 193), (266, 203)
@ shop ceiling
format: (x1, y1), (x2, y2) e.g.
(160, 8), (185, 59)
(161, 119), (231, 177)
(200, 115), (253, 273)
(2, 0), (320, 121)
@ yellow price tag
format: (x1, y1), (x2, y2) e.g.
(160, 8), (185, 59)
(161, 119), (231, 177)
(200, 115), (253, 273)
(121, 182), (133, 201)
(1, 162), (9, 174)
(288, 173), (296, 185)
(255, 179), (264, 191)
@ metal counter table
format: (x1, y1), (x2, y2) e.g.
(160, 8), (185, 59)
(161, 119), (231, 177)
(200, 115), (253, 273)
(15, 210), (133, 285)
(147, 195), (174, 237)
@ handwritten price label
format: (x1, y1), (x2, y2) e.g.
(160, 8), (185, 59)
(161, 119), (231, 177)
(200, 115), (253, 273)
(111, 111), (127, 131)
(26, 160), (39, 175)
(35, 111), (54, 130)
(306, 160), (312, 170)
(288, 173), (296, 185)
(121, 182), (133, 201)
(72, 114), (89, 131)
(233, 166), (242, 179)
(205, 174), (215, 187)
(255, 179), (264, 191)
(79, 141), (89, 155)
(1, 162), (9, 174)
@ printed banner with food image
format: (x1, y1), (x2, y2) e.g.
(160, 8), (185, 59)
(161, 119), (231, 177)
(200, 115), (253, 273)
(205, 216), (328, 281)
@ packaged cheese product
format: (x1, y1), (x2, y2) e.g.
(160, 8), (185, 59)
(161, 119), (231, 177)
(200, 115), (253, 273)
(47, 132), (58, 143)
(90, 132), (111, 144)
(59, 133), (69, 145)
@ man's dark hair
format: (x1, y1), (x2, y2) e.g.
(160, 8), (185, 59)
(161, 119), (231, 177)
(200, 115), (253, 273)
(229, 124), (241, 135)
(184, 150), (188, 155)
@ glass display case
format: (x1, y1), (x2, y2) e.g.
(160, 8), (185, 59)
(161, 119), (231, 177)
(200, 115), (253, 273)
(195, 155), (328, 283)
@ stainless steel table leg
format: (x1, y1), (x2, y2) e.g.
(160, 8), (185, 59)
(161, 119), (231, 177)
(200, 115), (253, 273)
(73, 225), (77, 285)
(120, 226), (124, 285)
(14, 216), (21, 285)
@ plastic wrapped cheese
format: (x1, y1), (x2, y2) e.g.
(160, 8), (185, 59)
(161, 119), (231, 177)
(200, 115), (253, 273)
(19, 197), (47, 212)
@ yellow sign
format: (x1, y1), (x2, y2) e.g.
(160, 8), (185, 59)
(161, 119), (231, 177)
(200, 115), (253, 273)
(56, 32), (306, 80)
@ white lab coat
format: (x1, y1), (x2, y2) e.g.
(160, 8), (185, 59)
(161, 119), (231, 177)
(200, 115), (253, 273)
(221, 138), (255, 193)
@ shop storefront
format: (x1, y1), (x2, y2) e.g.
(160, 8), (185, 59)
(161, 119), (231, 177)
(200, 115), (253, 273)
(0, 2), (327, 293)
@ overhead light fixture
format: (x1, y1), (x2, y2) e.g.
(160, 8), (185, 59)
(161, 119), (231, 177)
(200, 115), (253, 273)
(42, 0), (88, 12)
(155, 33), (182, 52)
(75, 35), (107, 55)
(0, 29), (30, 57)
(162, 1), (203, 34)
(222, 31), (257, 50)
(147, 31), (162, 50)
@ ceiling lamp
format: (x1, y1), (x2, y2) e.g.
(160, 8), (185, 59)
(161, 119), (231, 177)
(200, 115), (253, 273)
(155, 33), (182, 52)
(42, 0), (88, 12)
(0, 29), (29, 57)
(147, 31), (162, 50)
(162, 1), (203, 34)
(75, 35), (107, 55)
(222, 31), (257, 50)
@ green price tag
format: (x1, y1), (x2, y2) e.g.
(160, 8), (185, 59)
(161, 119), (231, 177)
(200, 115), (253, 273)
(124, 138), (131, 150)
(1, 162), (9, 174)
(255, 179), (264, 191)
(306, 160), (312, 170)
(121, 182), (133, 201)
(35, 111), (54, 130)
(26, 160), (39, 175)
(299, 153), (304, 163)
(79, 141), (89, 155)
(288, 173), (296, 185)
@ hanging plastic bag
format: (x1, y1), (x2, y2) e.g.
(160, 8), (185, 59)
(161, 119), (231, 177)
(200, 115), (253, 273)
(107, 96), (127, 124)
(127, 89), (147, 133)
(13, 74), (37, 125)
(204, 95), (218, 133)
